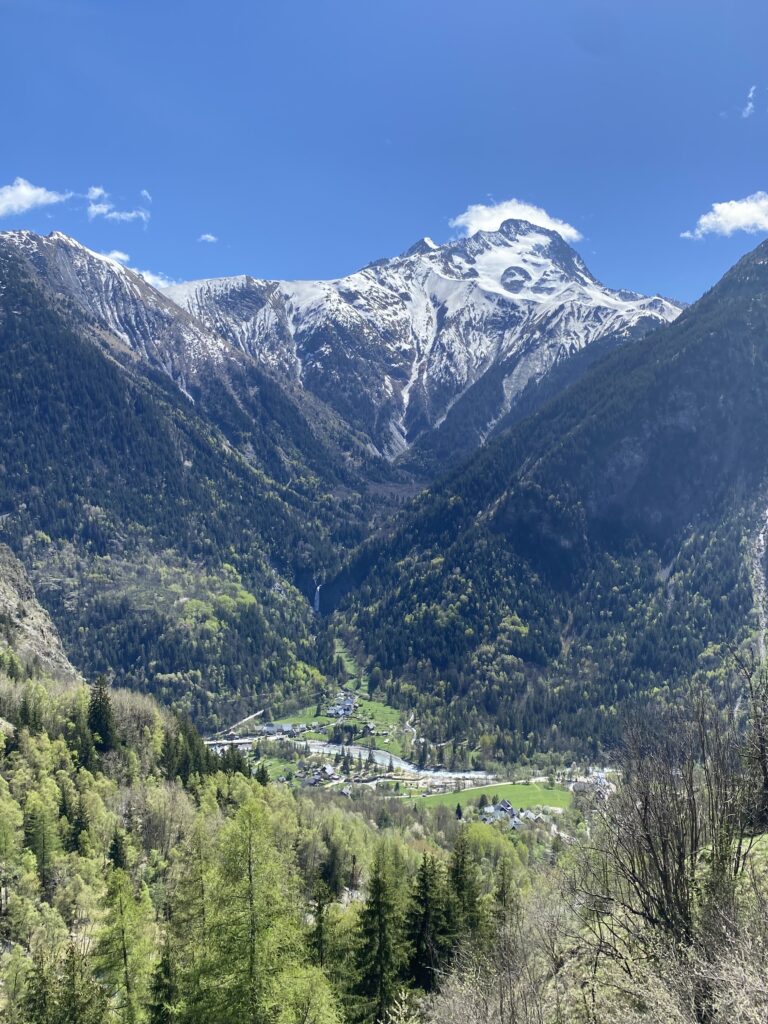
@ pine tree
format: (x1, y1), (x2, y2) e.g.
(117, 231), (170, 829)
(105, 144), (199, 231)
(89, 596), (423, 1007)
(355, 844), (407, 1023)
(52, 943), (108, 1024)
(406, 854), (452, 992)
(147, 935), (178, 1023)
(87, 675), (116, 753)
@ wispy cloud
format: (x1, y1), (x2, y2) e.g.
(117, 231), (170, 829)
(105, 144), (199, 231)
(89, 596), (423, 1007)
(682, 191), (768, 239)
(0, 177), (72, 217)
(102, 249), (131, 264)
(87, 185), (150, 224)
(450, 198), (582, 242)
(742, 85), (757, 118)
(198, 232), (218, 243)
(136, 267), (176, 289)
(100, 248), (174, 288)
(140, 189), (152, 202)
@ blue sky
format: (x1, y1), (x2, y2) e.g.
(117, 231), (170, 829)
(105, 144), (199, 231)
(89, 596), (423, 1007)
(1, 0), (766, 301)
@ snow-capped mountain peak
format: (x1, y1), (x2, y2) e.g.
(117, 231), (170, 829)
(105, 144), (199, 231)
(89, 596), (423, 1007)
(0, 229), (227, 386)
(166, 220), (681, 458)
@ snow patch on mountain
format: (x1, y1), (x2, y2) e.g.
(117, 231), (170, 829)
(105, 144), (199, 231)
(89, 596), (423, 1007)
(167, 219), (681, 457)
(1, 230), (228, 388)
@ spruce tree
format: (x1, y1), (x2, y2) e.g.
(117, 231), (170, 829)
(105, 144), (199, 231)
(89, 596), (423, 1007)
(147, 935), (179, 1024)
(108, 827), (128, 870)
(87, 675), (116, 753)
(19, 950), (54, 1024)
(406, 854), (451, 992)
(448, 826), (482, 939)
(53, 943), (108, 1024)
(355, 844), (407, 1023)
(23, 790), (60, 894)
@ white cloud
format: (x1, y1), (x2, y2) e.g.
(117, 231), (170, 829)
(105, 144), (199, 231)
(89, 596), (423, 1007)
(0, 177), (72, 217)
(87, 186), (150, 224)
(198, 232), (218, 243)
(449, 197), (582, 242)
(99, 248), (173, 288)
(682, 191), (768, 239)
(136, 267), (176, 289)
(742, 85), (756, 118)
(102, 250), (131, 265)
(140, 189), (153, 202)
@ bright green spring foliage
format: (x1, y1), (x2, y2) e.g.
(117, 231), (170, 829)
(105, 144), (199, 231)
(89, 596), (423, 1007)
(0, 666), (541, 1024)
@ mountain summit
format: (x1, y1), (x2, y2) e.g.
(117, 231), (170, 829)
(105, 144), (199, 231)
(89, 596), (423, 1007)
(167, 220), (681, 460)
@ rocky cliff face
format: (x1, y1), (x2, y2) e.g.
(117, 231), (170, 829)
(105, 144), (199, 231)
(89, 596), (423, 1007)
(0, 544), (79, 681)
(167, 219), (681, 458)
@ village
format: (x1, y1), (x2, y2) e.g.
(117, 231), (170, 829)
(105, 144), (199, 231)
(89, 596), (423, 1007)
(207, 678), (615, 844)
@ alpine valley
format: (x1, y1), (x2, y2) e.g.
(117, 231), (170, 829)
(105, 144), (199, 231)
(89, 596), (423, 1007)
(2, 221), (767, 766)
(6, 219), (768, 1024)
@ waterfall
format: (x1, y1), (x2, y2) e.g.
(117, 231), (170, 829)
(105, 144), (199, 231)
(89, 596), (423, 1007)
(314, 584), (321, 615)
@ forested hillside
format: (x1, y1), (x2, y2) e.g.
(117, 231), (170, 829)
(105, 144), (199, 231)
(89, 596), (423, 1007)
(3, 555), (768, 1024)
(335, 241), (768, 761)
(0, 243), (349, 729)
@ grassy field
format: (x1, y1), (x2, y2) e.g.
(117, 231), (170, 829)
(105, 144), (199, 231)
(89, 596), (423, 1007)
(273, 704), (333, 727)
(417, 781), (572, 810)
(258, 755), (298, 780)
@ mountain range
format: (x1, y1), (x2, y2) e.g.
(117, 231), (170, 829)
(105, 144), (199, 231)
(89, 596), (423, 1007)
(166, 220), (680, 466)
(1, 221), (764, 761)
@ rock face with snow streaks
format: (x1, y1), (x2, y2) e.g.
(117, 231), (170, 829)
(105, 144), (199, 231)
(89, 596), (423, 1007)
(3, 230), (227, 390)
(167, 220), (681, 458)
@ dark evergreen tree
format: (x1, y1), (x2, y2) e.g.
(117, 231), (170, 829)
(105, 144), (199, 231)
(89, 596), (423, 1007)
(87, 675), (116, 753)
(108, 827), (128, 870)
(147, 935), (179, 1024)
(355, 845), (407, 1023)
(448, 827), (482, 939)
(406, 854), (452, 993)
(52, 943), (108, 1024)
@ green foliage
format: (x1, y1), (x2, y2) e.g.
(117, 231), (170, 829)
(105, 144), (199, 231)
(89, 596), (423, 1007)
(354, 844), (408, 1024)
(337, 244), (768, 762)
(88, 675), (116, 753)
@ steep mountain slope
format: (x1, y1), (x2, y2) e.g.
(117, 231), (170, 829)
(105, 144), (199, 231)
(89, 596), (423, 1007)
(0, 230), (387, 500)
(0, 241), (339, 727)
(167, 220), (680, 461)
(0, 544), (79, 681)
(336, 240), (768, 762)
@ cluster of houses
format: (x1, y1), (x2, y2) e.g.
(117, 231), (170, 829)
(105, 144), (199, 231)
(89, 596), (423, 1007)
(326, 691), (358, 718)
(219, 721), (312, 743)
(477, 798), (569, 839)
(297, 761), (354, 796)
(572, 771), (614, 800)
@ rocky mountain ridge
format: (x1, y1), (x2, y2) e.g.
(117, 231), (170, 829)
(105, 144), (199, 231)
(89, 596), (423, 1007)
(167, 219), (681, 458)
